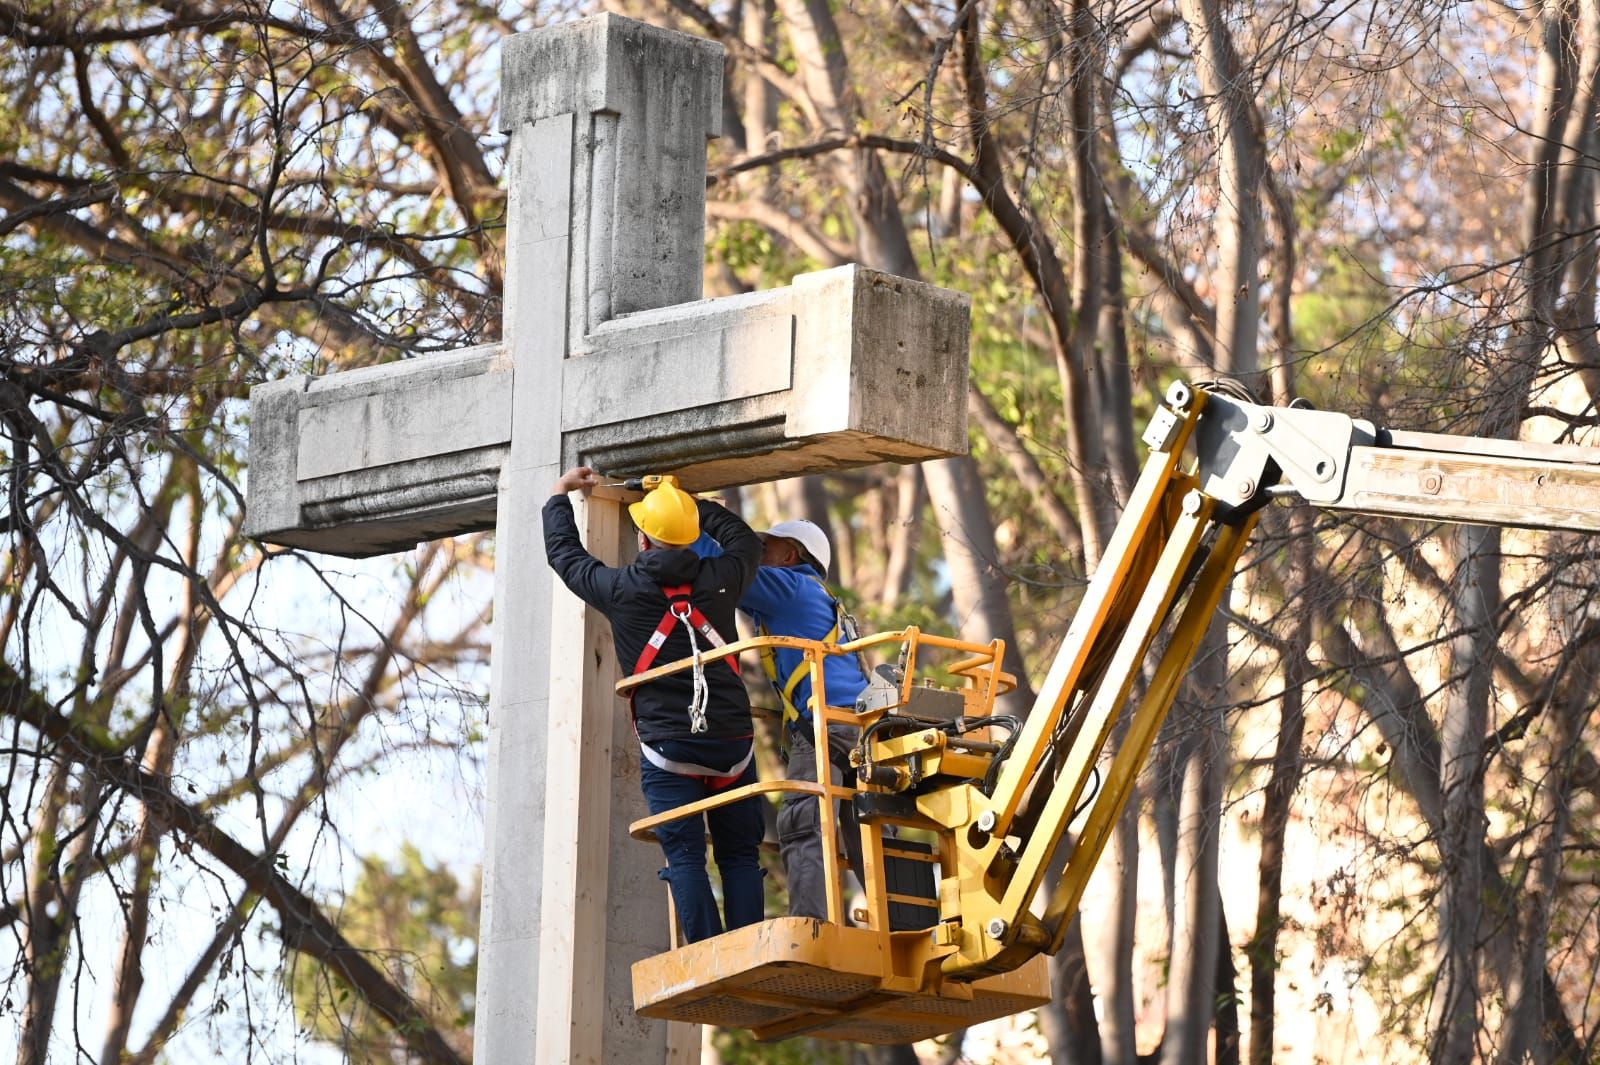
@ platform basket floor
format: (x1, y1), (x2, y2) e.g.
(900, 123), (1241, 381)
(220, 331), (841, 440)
(633, 917), (1051, 1044)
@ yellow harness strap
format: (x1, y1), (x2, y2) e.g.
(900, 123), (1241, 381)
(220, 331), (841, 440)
(759, 618), (839, 730)
(758, 573), (841, 736)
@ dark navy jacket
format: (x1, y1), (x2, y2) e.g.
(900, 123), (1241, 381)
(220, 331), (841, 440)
(543, 496), (762, 743)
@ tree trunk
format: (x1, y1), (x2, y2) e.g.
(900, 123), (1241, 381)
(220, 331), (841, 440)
(1427, 534), (1505, 1062)
(1159, 625), (1226, 1065)
(1214, 901), (1240, 1065)
(774, 0), (918, 277)
(1496, 641), (1596, 1064)
(18, 772), (104, 1065)
(100, 723), (179, 1062)
(1095, 224), (1140, 507)
(923, 455), (1037, 711)
(741, 0), (778, 157)
(1059, 0), (1112, 558)
(1040, 915), (1104, 1065)
(1099, 715), (1141, 1065)
(880, 464), (924, 610)
(1245, 520), (1312, 1065)
(1243, 668), (1302, 1065)
(1175, 0), (1263, 385)
(953, 0), (1119, 567)
(17, 765), (70, 1065)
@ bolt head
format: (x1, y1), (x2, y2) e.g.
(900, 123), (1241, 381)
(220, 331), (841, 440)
(1251, 410), (1273, 432)
(976, 810), (997, 833)
(986, 918), (1008, 941)
(1237, 479), (1256, 498)
(1182, 491), (1203, 515)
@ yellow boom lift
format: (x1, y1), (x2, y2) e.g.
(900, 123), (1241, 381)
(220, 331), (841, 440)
(619, 379), (1600, 1044)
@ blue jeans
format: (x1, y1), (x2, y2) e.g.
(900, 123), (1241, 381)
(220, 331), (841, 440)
(640, 744), (765, 943)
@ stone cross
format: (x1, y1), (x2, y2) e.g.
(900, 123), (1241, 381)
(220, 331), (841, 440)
(246, 15), (969, 1064)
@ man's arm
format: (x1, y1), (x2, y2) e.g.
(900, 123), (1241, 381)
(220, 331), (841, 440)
(687, 530), (724, 560)
(543, 467), (618, 609)
(737, 561), (809, 617)
(697, 499), (760, 595)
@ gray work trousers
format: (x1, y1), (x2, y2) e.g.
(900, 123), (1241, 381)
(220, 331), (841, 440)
(777, 723), (864, 920)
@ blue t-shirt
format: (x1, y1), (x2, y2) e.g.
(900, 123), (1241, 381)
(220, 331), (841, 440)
(691, 533), (868, 719)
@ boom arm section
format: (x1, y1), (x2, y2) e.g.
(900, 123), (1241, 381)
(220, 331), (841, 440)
(1182, 387), (1600, 532)
(904, 381), (1600, 981)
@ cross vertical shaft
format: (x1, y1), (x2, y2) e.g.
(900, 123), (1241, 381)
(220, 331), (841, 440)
(480, 17), (721, 1063)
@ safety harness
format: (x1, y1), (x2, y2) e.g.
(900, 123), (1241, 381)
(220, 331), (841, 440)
(638, 742), (753, 791)
(758, 572), (869, 742)
(630, 585), (748, 788)
(631, 583), (738, 735)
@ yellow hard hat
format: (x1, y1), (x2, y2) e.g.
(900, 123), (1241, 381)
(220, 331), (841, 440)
(628, 476), (699, 545)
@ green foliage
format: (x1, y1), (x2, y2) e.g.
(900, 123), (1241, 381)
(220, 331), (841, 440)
(288, 845), (478, 1062)
(709, 217), (821, 283)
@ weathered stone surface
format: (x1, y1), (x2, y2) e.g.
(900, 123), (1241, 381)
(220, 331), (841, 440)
(244, 346), (511, 556)
(477, 109), (572, 1065)
(502, 15), (721, 329)
(246, 265), (969, 556)
(242, 13), (972, 1065)
(582, 266), (970, 488)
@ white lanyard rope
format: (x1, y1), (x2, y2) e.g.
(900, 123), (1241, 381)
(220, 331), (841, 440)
(675, 610), (710, 733)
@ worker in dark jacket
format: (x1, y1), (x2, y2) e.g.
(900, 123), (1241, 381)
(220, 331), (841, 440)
(544, 466), (765, 943)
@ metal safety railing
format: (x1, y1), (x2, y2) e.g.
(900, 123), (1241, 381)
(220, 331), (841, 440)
(617, 628), (1013, 937)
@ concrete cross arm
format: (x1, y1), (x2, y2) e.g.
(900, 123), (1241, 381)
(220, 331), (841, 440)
(245, 263), (969, 558)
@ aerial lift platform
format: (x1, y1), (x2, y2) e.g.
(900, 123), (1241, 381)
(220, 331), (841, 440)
(618, 379), (1600, 1043)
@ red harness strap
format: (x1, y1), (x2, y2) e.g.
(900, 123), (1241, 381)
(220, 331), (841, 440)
(632, 584), (738, 676)
(628, 588), (747, 785)
(626, 583), (740, 742)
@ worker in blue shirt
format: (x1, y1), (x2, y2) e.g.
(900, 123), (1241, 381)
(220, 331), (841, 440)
(693, 516), (869, 921)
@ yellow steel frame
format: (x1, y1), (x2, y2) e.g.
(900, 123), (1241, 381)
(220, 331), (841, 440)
(620, 379), (1600, 1040)
(912, 390), (1276, 977)
(621, 388), (1280, 1025)
(620, 626), (1038, 1040)
(621, 627), (1015, 933)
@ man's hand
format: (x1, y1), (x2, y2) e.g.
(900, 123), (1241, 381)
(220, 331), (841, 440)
(552, 466), (601, 496)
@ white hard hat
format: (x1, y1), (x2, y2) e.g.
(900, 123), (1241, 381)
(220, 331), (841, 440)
(763, 519), (831, 577)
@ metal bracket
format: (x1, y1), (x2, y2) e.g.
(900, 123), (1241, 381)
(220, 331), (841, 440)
(1141, 379), (1194, 453)
(1191, 394), (1376, 507)
(1142, 406), (1183, 454)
